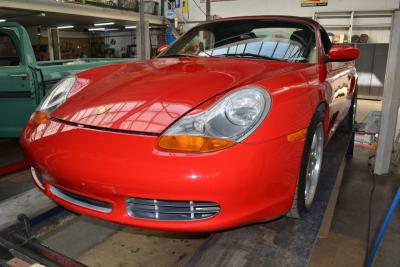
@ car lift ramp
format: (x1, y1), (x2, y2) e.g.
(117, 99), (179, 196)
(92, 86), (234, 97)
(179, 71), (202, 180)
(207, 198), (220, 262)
(185, 131), (352, 267)
(0, 131), (352, 267)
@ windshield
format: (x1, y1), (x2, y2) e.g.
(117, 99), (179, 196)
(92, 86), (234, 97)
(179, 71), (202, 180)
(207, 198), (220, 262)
(161, 19), (317, 64)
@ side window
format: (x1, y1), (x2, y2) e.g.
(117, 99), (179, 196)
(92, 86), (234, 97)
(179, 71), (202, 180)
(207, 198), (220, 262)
(320, 29), (332, 55)
(0, 34), (20, 67)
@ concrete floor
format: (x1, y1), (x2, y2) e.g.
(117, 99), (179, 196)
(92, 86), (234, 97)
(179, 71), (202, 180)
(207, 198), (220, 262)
(356, 99), (400, 137)
(355, 99), (382, 123)
(0, 169), (33, 201)
(39, 215), (208, 267)
(310, 99), (400, 267)
(78, 226), (208, 267)
(310, 147), (400, 267)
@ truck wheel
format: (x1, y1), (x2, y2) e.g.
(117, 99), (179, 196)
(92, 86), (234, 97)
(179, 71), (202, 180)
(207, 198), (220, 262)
(287, 110), (325, 218)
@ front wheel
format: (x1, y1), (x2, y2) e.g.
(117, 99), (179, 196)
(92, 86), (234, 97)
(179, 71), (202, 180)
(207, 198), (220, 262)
(287, 111), (325, 218)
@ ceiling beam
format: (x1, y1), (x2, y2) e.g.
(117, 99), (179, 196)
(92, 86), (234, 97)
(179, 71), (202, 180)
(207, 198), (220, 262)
(0, 0), (165, 25)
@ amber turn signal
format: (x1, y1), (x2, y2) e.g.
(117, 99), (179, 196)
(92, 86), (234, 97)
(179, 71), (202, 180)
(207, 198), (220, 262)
(287, 128), (308, 142)
(32, 111), (49, 126)
(158, 135), (236, 152)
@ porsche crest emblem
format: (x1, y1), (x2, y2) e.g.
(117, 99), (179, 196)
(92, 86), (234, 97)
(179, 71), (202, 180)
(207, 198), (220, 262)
(95, 105), (110, 115)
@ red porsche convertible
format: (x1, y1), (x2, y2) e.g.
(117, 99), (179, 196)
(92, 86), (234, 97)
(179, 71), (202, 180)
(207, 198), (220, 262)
(21, 16), (359, 232)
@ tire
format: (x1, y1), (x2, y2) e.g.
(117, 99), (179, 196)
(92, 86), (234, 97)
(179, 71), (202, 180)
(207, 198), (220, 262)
(287, 109), (325, 218)
(340, 85), (358, 133)
(341, 94), (356, 133)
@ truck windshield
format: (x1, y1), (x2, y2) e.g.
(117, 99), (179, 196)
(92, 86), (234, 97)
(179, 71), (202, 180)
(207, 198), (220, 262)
(161, 19), (317, 64)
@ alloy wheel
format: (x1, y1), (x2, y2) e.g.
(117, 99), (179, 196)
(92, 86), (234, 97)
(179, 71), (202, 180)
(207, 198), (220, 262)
(304, 123), (324, 208)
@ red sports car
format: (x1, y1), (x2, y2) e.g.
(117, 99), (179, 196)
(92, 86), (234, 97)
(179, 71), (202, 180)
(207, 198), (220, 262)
(21, 16), (359, 232)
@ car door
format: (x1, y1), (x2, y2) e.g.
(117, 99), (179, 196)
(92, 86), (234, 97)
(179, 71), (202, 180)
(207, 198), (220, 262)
(0, 28), (37, 137)
(326, 61), (352, 124)
(320, 29), (353, 138)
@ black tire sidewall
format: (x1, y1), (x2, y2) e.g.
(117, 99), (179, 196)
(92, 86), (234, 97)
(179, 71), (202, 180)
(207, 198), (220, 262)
(295, 109), (325, 216)
(341, 86), (358, 133)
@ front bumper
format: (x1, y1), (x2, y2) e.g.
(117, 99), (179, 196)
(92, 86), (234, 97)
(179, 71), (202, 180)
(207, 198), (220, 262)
(21, 119), (304, 232)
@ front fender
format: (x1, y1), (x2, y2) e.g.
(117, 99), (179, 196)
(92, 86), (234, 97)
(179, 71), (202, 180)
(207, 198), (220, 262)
(243, 66), (324, 143)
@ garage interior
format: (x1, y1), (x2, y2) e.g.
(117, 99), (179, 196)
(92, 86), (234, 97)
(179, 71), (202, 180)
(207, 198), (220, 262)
(0, 0), (399, 267)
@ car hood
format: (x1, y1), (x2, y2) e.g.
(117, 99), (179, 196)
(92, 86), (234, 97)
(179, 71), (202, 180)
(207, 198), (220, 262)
(52, 57), (305, 134)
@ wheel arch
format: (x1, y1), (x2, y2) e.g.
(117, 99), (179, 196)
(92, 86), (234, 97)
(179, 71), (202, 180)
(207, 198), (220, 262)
(314, 101), (329, 140)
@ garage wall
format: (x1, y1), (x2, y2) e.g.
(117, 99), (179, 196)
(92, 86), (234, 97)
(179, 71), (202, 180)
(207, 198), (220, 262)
(179, 0), (400, 42)
(185, 0), (400, 19)
(103, 31), (136, 57)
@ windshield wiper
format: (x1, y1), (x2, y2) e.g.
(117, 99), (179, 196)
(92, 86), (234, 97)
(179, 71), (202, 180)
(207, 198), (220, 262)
(160, 51), (215, 58)
(159, 54), (199, 58)
(215, 53), (284, 61)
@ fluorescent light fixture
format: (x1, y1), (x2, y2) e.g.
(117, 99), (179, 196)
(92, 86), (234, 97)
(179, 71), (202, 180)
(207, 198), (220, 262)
(0, 19), (6, 23)
(125, 26), (137, 29)
(104, 28), (119, 31)
(94, 22), (114, 26)
(88, 28), (106, 31)
(88, 27), (119, 32)
(57, 25), (74, 29)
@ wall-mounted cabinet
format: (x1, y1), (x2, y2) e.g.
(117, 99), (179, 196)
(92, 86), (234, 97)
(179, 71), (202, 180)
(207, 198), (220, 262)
(355, 43), (388, 100)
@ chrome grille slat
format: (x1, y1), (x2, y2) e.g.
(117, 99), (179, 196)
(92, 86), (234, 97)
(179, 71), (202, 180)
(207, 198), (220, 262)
(128, 201), (218, 208)
(126, 197), (220, 221)
(132, 208), (217, 214)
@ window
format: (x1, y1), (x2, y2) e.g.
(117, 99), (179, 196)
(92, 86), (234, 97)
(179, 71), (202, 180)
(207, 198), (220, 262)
(162, 20), (318, 64)
(0, 34), (19, 67)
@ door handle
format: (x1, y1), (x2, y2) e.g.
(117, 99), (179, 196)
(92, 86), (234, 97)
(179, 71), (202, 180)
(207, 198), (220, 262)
(9, 73), (28, 79)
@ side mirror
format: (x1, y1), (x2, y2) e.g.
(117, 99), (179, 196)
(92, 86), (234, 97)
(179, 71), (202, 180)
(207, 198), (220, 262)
(157, 44), (169, 55)
(327, 45), (360, 62)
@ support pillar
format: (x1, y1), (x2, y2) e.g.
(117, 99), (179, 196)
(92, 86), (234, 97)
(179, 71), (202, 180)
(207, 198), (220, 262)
(136, 20), (151, 60)
(47, 27), (61, 61)
(137, 0), (151, 60)
(374, 10), (400, 174)
(206, 0), (211, 21)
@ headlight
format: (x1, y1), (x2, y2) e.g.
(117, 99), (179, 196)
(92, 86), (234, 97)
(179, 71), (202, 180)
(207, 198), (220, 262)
(158, 87), (271, 152)
(32, 75), (76, 125)
(38, 75), (76, 113)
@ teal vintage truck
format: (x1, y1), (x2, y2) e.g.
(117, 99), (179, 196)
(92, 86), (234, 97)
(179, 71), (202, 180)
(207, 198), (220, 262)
(0, 22), (133, 137)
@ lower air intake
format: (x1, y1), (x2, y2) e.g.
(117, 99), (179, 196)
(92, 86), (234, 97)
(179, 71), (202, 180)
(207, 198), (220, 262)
(50, 185), (112, 213)
(126, 198), (220, 221)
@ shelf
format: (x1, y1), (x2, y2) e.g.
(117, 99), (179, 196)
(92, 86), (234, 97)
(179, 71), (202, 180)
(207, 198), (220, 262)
(314, 9), (393, 40)
(324, 25), (351, 29)
(315, 10), (394, 19)
(352, 24), (392, 29)
(324, 24), (392, 29)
